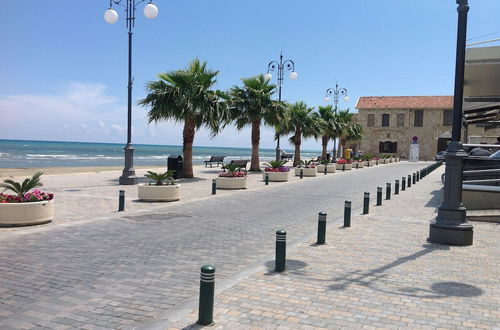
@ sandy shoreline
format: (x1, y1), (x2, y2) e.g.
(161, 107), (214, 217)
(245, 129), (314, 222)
(0, 165), (165, 178)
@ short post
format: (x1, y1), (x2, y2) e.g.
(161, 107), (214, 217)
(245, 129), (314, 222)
(343, 164), (345, 171)
(355, 162), (359, 169)
(412, 173), (416, 185)
(197, 265), (215, 326)
(402, 176), (406, 191)
(363, 192), (370, 214)
(324, 164), (327, 175)
(408, 175), (412, 188)
(386, 183), (391, 200)
(416, 171), (420, 182)
(367, 161), (370, 167)
(275, 230), (286, 272)
(395, 179), (399, 195)
(317, 212), (326, 244)
(118, 190), (125, 212)
(376, 187), (382, 206)
(300, 168), (304, 179)
(343, 201), (351, 227)
(212, 179), (216, 195)
(265, 172), (269, 185)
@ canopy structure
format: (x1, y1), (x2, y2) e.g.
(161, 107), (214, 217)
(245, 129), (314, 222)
(463, 45), (500, 127)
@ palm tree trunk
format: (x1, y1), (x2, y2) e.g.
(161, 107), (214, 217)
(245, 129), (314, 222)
(321, 135), (328, 160)
(250, 119), (261, 171)
(293, 129), (302, 167)
(182, 117), (196, 178)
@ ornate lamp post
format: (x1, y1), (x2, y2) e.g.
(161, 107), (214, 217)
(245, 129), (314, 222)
(265, 52), (298, 161)
(429, 0), (473, 246)
(104, 0), (159, 185)
(324, 83), (349, 110)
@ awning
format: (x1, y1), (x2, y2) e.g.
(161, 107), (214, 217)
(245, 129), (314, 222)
(463, 101), (500, 127)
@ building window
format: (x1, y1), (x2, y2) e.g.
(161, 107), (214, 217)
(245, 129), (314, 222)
(414, 110), (424, 127)
(381, 114), (390, 127)
(379, 141), (397, 153)
(443, 110), (452, 126)
(367, 114), (375, 127)
(397, 113), (405, 127)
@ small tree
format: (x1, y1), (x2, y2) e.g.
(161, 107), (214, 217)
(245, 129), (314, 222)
(0, 172), (43, 197)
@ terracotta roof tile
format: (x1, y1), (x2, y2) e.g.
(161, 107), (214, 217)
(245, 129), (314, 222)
(356, 96), (453, 110)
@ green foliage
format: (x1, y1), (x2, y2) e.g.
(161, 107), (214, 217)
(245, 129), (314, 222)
(0, 171), (44, 196)
(299, 159), (315, 168)
(265, 160), (287, 169)
(362, 154), (373, 161)
(144, 170), (176, 185)
(320, 159), (331, 165)
(221, 163), (241, 173)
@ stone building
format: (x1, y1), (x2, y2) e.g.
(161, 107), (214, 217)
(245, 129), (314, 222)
(354, 96), (500, 160)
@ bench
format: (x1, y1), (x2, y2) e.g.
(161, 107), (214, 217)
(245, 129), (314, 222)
(281, 153), (294, 162)
(229, 159), (249, 171)
(204, 156), (225, 167)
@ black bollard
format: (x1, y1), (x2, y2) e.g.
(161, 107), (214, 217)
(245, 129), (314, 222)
(363, 192), (370, 214)
(386, 183), (391, 200)
(376, 187), (382, 206)
(343, 201), (351, 227)
(317, 212), (326, 244)
(343, 164), (345, 171)
(212, 179), (216, 195)
(402, 177), (406, 191)
(197, 265), (215, 326)
(412, 173), (416, 185)
(416, 171), (420, 182)
(324, 165), (328, 175)
(395, 179), (399, 195)
(265, 172), (269, 185)
(275, 230), (287, 272)
(118, 190), (125, 212)
(300, 168), (304, 179)
(408, 175), (412, 188)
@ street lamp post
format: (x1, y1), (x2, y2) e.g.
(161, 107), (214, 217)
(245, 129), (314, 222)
(104, 0), (159, 185)
(429, 0), (473, 246)
(265, 52), (298, 161)
(324, 83), (349, 157)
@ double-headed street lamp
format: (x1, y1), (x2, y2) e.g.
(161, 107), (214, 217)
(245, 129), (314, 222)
(104, 0), (159, 185)
(265, 52), (298, 161)
(324, 83), (349, 110)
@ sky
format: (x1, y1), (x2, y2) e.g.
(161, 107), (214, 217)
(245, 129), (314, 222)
(1, 0), (499, 151)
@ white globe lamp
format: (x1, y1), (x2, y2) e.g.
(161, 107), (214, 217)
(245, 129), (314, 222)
(144, 3), (159, 19)
(344, 95), (350, 102)
(323, 96), (330, 102)
(104, 9), (119, 24)
(264, 73), (272, 81)
(289, 71), (298, 80)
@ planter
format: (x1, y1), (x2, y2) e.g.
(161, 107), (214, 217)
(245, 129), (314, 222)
(294, 167), (317, 177)
(354, 161), (364, 169)
(373, 159), (380, 165)
(317, 164), (336, 173)
(365, 160), (375, 167)
(389, 158), (394, 163)
(336, 163), (352, 170)
(138, 184), (180, 202)
(381, 159), (389, 164)
(216, 176), (247, 189)
(395, 158), (400, 162)
(263, 171), (289, 182)
(0, 200), (53, 227)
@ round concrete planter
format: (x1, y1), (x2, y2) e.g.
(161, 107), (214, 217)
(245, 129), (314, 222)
(395, 158), (400, 162)
(138, 184), (180, 202)
(373, 159), (380, 165)
(216, 176), (247, 189)
(263, 171), (289, 182)
(335, 163), (352, 170)
(317, 164), (336, 173)
(354, 161), (364, 169)
(381, 159), (389, 164)
(365, 160), (375, 167)
(294, 167), (317, 177)
(0, 200), (53, 227)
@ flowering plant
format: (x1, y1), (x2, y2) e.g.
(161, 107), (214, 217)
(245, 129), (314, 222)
(264, 160), (290, 172)
(298, 159), (316, 168)
(336, 159), (352, 164)
(219, 163), (247, 177)
(0, 172), (54, 203)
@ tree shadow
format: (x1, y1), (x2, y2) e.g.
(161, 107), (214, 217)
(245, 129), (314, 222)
(425, 189), (443, 209)
(263, 259), (308, 276)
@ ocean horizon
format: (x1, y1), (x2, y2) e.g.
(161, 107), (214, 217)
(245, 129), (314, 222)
(0, 139), (321, 168)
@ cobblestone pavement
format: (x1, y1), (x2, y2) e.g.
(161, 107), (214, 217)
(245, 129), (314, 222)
(0, 162), (474, 329)
(165, 168), (500, 330)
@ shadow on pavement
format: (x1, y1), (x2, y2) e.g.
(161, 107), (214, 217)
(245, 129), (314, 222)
(264, 259), (308, 276)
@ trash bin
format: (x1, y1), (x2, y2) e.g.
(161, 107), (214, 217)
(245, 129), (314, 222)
(167, 155), (183, 179)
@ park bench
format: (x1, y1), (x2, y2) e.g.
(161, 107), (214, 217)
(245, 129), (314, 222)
(204, 156), (225, 167)
(281, 153), (294, 162)
(229, 159), (249, 171)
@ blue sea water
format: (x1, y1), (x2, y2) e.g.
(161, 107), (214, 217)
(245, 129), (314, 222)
(0, 139), (320, 168)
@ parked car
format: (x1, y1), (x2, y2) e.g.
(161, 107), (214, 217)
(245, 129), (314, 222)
(488, 150), (500, 159)
(435, 151), (447, 161)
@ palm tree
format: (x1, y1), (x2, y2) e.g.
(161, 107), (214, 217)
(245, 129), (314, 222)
(345, 123), (363, 152)
(229, 75), (284, 171)
(317, 105), (341, 160)
(1, 171), (43, 197)
(283, 101), (323, 166)
(139, 59), (229, 178)
(336, 109), (363, 157)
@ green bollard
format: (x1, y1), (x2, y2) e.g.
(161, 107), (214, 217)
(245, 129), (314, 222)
(402, 176), (406, 191)
(324, 165), (328, 175)
(212, 179), (216, 195)
(412, 173), (416, 185)
(118, 190), (125, 212)
(408, 175), (412, 188)
(265, 172), (269, 185)
(343, 164), (345, 171)
(386, 183), (391, 200)
(300, 168), (304, 179)
(395, 179), (399, 195)
(363, 192), (370, 214)
(376, 187), (382, 206)
(275, 230), (286, 272)
(416, 171), (420, 182)
(344, 201), (351, 227)
(317, 212), (326, 244)
(197, 265), (215, 326)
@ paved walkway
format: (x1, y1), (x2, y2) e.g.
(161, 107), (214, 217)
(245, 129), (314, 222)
(1, 162), (498, 329)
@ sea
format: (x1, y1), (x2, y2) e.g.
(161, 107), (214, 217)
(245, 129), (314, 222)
(0, 139), (320, 168)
